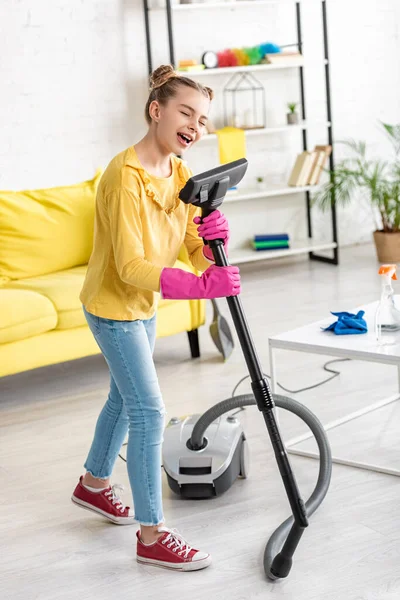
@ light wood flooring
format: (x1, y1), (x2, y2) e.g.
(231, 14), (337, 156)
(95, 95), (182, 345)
(1, 243), (400, 600)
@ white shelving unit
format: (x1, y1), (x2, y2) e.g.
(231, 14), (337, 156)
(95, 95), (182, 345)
(143, 0), (338, 266)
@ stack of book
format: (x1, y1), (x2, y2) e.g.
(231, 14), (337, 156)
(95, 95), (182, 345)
(252, 234), (289, 252)
(288, 145), (332, 187)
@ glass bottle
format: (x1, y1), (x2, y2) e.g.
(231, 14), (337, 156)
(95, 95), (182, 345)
(375, 264), (400, 344)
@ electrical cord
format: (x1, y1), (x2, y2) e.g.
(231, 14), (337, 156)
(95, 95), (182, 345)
(228, 358), (350, 417)
(119, 446), (128, 463)
(231, 357), (350, 397)
(118, 357), (350, 463)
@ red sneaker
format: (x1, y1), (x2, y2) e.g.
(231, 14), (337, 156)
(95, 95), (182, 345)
(136, 527), (211, 571)
(71, 476), (135, 525)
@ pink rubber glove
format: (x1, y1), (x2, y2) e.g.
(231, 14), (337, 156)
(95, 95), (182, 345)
(160, 264), (241, 300)
(193, 210), (230, 261)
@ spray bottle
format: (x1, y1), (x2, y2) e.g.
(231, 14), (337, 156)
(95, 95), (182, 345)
(374, 264), (400, 344)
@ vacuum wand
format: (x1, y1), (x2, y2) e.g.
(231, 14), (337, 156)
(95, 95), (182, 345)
(178, 159), (311, 579)
(207, 235), (309, 578)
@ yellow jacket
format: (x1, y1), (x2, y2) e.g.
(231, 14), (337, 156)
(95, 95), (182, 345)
(80, 146), (210, 320)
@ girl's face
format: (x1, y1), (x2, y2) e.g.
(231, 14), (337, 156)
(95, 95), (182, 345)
(150, 86), (210, 155)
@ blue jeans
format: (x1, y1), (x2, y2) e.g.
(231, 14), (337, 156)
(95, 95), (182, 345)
(83, 306), (165, 526)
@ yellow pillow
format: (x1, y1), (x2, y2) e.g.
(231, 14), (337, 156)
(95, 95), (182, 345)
(0, 169), (102, 280)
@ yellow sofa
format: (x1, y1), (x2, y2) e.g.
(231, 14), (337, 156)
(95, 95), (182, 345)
(0, 171), (205, 378)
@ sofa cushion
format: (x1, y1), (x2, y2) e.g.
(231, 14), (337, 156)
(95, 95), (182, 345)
(4, 258), (197, 332)
(0, 289), (57, 344)
(5, 266), (87, 330)
(0, 169), (102, 281)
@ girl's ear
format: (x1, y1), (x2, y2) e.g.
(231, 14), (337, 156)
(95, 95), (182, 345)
(148, 100), (161, 123)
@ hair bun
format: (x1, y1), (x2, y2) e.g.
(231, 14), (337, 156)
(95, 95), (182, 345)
(150, 65), (176, 90)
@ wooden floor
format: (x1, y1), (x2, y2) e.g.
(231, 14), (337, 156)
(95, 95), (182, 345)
(2, 243), (400, 600)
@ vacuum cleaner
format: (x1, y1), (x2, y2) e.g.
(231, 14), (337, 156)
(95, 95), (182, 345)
(162, 159), (333, 580)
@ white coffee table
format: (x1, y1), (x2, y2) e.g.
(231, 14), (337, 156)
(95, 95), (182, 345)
(268, 300), (400, 477)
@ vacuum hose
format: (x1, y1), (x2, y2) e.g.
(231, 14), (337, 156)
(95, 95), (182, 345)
(189, 393), (332, 580)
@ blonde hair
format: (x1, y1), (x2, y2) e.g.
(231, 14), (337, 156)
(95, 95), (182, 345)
(145, 65), (214, 125)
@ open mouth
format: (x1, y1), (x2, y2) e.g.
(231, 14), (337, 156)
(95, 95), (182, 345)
(177, 132), (193, 147)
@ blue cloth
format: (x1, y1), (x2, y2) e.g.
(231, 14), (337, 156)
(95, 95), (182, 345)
(82, 306), (165, 526)
(323, 310), (368, 335)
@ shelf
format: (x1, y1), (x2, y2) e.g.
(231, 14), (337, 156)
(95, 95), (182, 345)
(230, 240), (337, 264)
(149, 0), (283, 10)
(170, 0), (281, 10)
(149, 0), (301, 10)
(199, 121), (331, 142)
(177, 61), (305, 76)
(224, 184), (318, 203)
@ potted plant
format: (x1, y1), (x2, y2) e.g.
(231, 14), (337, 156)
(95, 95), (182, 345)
(287, 102), (299, 125)
(313, 122), (400, 263)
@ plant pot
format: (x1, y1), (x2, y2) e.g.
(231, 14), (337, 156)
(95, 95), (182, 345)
(373, 230), (400, 263)
(287, 112), (299, 125)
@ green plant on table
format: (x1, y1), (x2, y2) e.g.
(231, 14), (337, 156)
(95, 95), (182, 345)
(313, 122), (400, 233)
(287, 102), (298, 114)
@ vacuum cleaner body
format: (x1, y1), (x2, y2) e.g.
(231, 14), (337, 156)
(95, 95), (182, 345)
(163, 414), (249, 499)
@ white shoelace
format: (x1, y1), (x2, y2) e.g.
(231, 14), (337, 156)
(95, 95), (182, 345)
(104, 484), (126, 513)
(159, 527), (192, 558)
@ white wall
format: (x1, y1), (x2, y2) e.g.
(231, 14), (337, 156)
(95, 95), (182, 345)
(1, 0), (399, 247)
(0, 0), (149, 189)
(307, 0), (400, 246)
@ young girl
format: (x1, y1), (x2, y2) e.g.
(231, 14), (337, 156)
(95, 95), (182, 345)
(71, 65), (241, 572)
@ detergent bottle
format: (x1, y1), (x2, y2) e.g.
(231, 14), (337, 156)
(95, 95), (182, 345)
(375, 264), (400, 344)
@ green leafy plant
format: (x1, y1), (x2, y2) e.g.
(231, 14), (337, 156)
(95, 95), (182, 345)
(287, 102), (298, 114)
(256, 176), (264, 183)
(313, 122), (400, 233)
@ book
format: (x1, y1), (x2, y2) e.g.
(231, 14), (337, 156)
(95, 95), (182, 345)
(253, 242), (290, 251)
(309, 144), (332, 185)
(306, 151), (324, 185)
(305, 145), (332, 185)
(288, 152), (314, 186)
(253, 240), (290, 249)
(254, 234), (289, 242)
(299, 150), (317, 186)
(315, 144), (332, 155)
(177, 65), (205, 72)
